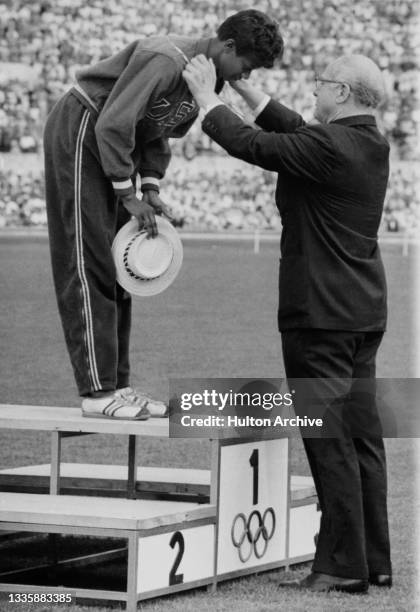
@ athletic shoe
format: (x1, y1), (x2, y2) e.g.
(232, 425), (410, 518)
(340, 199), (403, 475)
(82, 392), (150, 420)
(116, 387), (168, 417)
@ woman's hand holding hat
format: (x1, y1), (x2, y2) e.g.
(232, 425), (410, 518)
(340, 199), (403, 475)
(142, 190), (175, 225)
(120, 191), (174, 238)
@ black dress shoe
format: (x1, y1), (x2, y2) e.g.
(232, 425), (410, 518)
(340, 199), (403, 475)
(369, 574), (392, 587)
(278, 572), (369, 593)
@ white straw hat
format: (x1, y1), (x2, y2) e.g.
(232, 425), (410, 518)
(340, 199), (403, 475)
(112, 217), (183, 297)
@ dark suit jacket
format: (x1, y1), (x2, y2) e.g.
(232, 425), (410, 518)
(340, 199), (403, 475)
(202, 100), (389, 331)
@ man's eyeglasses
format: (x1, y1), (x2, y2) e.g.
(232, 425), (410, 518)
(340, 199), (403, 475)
(315, 75), (351, 90)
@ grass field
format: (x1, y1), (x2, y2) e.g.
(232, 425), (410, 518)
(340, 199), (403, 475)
(0, 236), (419, 611)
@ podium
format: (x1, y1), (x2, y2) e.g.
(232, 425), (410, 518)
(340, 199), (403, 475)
(0, 404), (320, 610)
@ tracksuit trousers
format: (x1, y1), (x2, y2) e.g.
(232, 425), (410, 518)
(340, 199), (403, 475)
(44, 89), (132, 396)
(281, 329), (392, 580)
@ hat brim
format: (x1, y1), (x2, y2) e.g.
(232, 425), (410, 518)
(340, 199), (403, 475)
(112, 217), (183, 297)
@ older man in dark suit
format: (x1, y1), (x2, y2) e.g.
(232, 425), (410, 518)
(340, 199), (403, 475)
(183, 54), (392, 593)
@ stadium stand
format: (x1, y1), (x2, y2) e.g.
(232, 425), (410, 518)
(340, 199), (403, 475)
(1, 162), (419, 233)
(0, 0), (418, 231)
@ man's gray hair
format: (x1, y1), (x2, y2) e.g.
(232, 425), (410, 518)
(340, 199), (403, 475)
(349, 80), (383, 108)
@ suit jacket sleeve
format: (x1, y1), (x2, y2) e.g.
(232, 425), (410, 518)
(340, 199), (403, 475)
(202, 105), (335, 183)
(255, 98), (306, 133)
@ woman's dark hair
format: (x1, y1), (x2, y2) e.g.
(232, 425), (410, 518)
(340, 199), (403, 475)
(217, 9), (284, 68)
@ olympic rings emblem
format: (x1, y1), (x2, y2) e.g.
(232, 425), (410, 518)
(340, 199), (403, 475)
(231, 507), (276, 563)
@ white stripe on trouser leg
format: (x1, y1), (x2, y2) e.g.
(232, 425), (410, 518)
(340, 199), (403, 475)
(74, 110), (101, 391)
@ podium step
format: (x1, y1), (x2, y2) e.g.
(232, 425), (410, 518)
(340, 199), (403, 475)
(0, 464), (210, 500)
(0, 492), (215, 531)
(0, 464), (316, 503)
(0, 404), (169, 436)
(0, 493), (217, 607)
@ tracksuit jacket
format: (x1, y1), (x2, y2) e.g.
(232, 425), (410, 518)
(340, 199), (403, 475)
(77, 36), (224, 195)
(44, 36), (222, 396)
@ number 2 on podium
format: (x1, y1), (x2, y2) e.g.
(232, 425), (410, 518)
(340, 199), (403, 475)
(169, 531), (184, 585)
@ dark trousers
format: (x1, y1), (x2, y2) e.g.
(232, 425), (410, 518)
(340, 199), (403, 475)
(281, 329), (391, 579)
(44, 91), (132, 396)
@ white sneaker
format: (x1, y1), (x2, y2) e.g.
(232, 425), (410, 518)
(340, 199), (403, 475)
(82, 392), (150, 420)
(116, 387), (168, 418)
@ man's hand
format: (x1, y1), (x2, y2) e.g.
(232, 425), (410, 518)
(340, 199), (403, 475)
(228, 78), (266, 111)
(119, 191), (174, 237)
(183, 55), (220, 108)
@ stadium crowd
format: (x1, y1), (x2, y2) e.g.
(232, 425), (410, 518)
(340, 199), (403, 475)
(1, 162), (419, 234)
(0, 0), (418, 232)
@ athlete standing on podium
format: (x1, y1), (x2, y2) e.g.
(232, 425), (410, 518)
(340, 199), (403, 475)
(43, 10), (284, 420)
